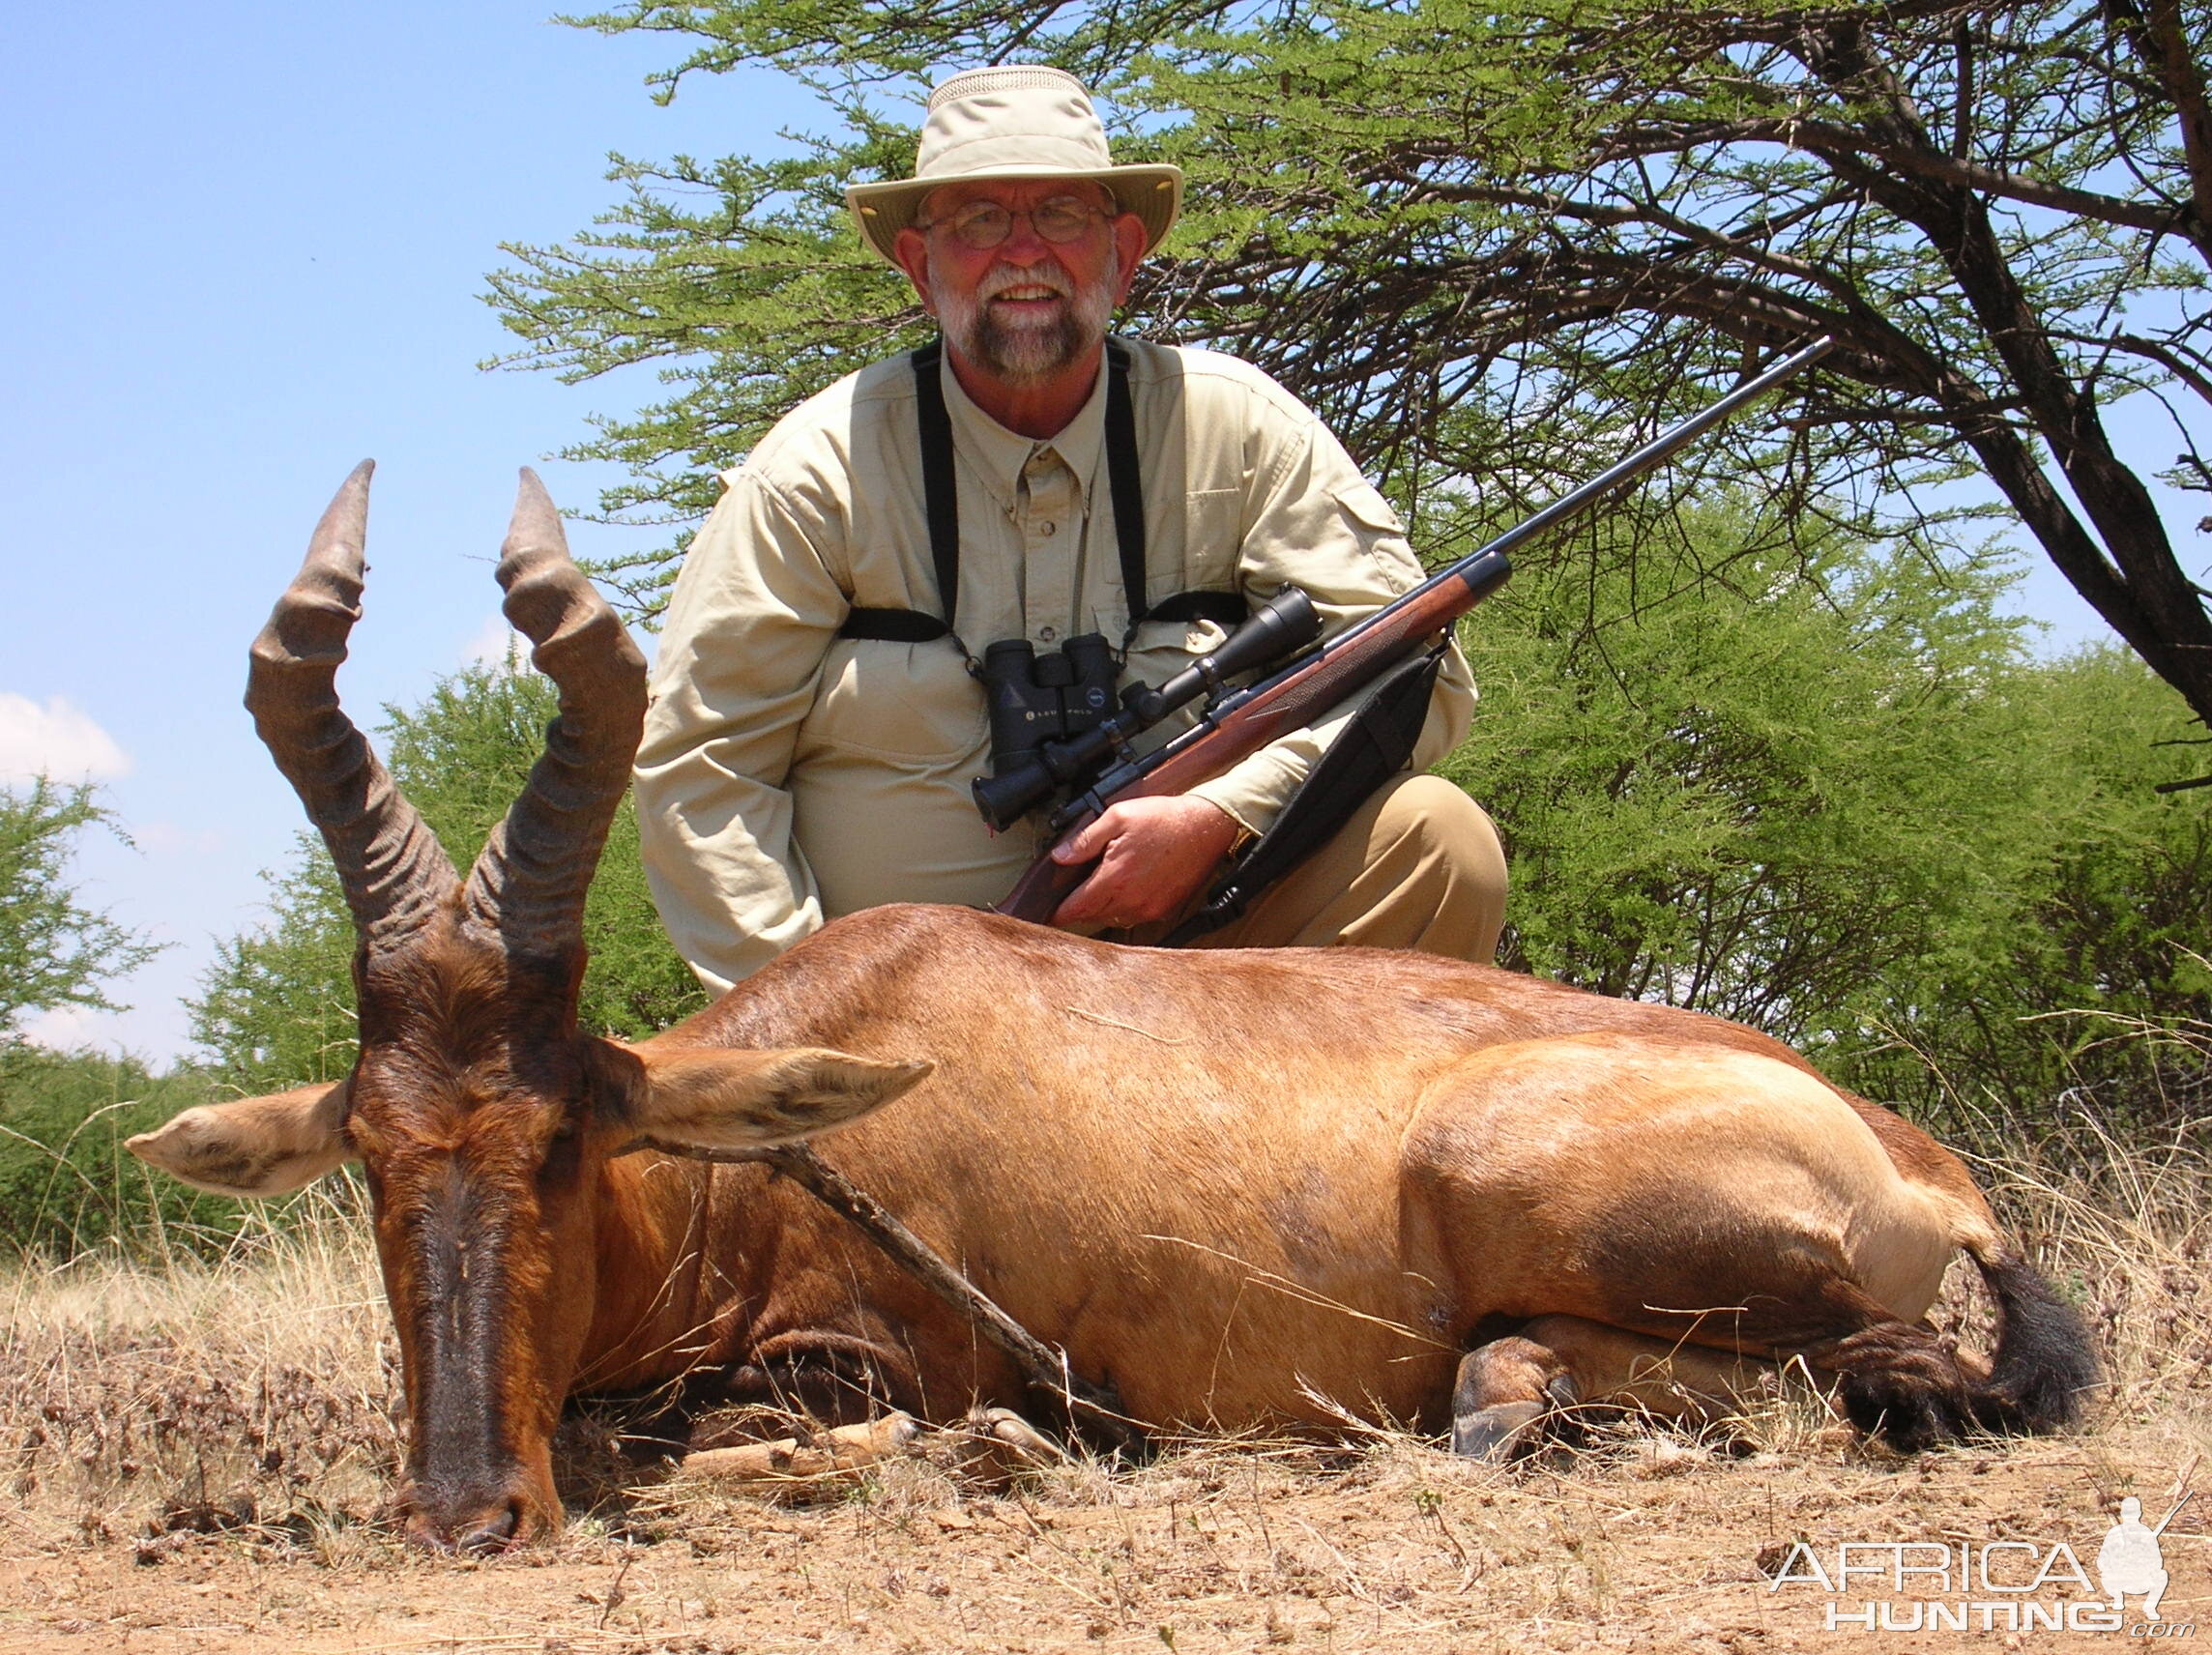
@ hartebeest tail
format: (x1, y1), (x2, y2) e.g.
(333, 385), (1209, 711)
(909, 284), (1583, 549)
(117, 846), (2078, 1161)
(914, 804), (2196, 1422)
(1969, 1243), (2100, 1432)
(1805, 1238), (2096, 1451)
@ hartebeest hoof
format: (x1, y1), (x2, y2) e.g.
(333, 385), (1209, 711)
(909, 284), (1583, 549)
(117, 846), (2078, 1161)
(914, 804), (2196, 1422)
(1451, 1334), (1585, 1459)
(1450, 1400), (1548, 1460)
(679, 1411), (923, 1485)
(946, 1407), (1072, 1481)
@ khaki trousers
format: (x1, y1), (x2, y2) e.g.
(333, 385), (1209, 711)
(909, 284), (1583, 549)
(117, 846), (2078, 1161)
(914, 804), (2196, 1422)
(1125, 774), (1508, 964)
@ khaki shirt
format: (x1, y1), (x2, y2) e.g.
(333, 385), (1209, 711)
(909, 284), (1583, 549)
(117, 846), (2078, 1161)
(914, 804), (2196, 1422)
(636, 339), (1475, 993)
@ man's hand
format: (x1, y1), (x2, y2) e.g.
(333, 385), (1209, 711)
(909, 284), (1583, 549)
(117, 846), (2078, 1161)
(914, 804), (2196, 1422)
(1047, 795), (1243, 931)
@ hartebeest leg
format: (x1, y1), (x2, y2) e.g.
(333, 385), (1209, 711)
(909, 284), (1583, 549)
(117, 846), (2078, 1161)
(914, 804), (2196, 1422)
(1450, 1331), (1579, 1459)
(1452, 1316), (1774, 1459)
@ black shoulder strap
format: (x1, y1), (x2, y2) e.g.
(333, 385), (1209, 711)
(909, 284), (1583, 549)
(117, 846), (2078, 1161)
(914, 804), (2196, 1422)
(913, 338), (960, 634)
(841, 341), (959, 643)
(1107, 340), (1247, 634)
(1104, 338), (1150, 630)
(1140, 590), (1250, 628)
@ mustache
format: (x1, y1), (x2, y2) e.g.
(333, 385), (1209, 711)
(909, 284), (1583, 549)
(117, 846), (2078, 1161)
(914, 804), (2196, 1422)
(977, 265), (1074, 301)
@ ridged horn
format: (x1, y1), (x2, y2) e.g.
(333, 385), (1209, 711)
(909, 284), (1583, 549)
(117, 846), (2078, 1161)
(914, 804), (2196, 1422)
(247, 460), (458, 947)
(458, 468), (648, 953)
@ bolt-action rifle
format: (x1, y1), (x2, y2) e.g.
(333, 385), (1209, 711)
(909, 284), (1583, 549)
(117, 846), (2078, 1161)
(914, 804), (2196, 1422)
(991, 335), (1838, 926)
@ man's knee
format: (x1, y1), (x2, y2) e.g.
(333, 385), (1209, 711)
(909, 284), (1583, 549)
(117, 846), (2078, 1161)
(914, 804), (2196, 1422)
(1206, 772), (1508, 961)
(1370, 774), (1506, 882)
(1358, 774), (1507, 958)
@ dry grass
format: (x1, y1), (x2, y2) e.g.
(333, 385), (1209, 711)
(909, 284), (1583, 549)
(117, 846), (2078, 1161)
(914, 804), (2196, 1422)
(3, 1137), (2210, 1652)
(0, 1186), (400, 1559)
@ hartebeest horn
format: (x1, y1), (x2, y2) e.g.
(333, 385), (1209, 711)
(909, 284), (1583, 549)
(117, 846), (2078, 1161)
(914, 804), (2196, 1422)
(457, 468), (647, 953)
(247, 460), (459, 946)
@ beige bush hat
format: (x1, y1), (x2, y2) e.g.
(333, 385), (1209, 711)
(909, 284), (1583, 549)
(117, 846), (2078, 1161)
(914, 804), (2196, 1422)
(847, 67), (1182, 265)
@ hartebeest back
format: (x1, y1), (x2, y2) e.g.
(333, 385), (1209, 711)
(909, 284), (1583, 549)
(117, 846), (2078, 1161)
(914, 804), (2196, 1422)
(131, 467), (2097, 1553)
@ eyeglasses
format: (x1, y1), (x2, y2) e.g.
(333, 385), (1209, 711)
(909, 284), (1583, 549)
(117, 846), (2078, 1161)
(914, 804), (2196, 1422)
(917, 196), (1113, 250)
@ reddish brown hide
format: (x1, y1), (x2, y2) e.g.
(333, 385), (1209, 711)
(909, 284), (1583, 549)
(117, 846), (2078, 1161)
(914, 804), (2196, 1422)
(130, 467), (2097, 1553)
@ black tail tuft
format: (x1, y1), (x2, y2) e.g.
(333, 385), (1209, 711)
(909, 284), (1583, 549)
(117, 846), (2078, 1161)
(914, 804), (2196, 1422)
(1969, 1246), (2101, 1433)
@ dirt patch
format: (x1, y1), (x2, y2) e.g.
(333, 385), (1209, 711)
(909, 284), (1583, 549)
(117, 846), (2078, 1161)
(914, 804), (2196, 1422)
(2, 1423), (2207, 1653)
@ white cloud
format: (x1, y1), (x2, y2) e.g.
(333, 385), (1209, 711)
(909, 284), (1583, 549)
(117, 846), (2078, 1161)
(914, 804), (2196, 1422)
(0, 693), (132, 784)
(18, 1003), (106, 1050)
(462, 612), (534, 671)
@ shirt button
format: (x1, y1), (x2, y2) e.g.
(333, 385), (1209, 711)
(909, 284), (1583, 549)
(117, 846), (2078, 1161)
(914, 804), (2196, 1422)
(1036, 520), (1057, 537)
(1037, 625), (1058, 642)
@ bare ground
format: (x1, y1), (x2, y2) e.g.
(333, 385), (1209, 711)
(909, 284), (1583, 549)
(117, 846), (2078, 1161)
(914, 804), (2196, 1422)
(4, 1426), (2207, 1653)
(3, 1145), (2209, 1654)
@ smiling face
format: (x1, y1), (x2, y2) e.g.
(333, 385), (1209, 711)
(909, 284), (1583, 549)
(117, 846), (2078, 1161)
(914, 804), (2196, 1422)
(894, 177), (1147, 403)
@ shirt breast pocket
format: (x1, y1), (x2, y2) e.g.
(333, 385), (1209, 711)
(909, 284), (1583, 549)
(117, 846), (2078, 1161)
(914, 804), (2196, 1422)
(1176, 488), (1243, 599)
(797, 638), (987, 765)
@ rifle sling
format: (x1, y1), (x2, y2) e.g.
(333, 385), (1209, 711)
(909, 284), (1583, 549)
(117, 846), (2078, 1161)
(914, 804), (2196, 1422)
(1163, 644), (1448, 945)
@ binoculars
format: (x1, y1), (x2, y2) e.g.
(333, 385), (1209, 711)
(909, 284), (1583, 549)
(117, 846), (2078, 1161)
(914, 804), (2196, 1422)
(978, 630), (1121, 794)
(971, 587), (1322, 831)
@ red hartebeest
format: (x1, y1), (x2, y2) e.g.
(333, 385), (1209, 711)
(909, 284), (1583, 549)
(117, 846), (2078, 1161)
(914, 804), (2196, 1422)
(131, 465), (2097, 1552)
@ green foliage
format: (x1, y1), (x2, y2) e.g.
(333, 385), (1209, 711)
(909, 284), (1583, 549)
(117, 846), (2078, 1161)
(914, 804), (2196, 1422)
(188, 851), (356, 1095)
(1443, 505), (2211, 1129)
(0, 1046), (269, 1260)
(496, 0), (2212, 740)
(191, 659), (708, 1090)
(0, 779), (163, 1038)
(1844, 648), (2212, 1129)
(1444, 507), (2044, 1041)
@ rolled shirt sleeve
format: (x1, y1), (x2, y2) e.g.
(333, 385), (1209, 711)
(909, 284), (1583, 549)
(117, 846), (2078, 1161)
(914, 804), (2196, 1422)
(635, 471), (844, 995)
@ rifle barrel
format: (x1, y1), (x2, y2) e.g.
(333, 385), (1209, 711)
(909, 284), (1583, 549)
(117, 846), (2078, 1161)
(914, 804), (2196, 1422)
(1324, 335), (1837, 658)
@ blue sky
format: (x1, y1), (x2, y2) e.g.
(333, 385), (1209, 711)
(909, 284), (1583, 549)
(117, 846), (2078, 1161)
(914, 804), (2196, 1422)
(0, 4), (822, 1060)
(0, 4), (2165, 1064)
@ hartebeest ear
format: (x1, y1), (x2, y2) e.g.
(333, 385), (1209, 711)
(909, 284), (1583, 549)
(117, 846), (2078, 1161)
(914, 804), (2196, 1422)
(126, 1082), (353, 1198)
(625, 1047), (932, 1150)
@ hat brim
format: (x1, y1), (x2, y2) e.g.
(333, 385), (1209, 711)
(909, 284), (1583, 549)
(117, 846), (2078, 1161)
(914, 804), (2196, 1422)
(847, 162), (1183, 266)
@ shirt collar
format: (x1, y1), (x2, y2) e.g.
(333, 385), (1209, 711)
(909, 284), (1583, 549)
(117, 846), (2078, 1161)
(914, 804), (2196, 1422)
(938, 347), (1109, 511)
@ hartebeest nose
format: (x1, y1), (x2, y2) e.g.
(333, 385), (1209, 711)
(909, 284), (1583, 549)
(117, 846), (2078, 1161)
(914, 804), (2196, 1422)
(453, 1506), (521, 1554)
(404, 1495), (534, 1553)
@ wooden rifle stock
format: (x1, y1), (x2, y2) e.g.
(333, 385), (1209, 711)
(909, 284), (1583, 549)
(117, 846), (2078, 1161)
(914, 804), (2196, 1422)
(992, 568), (1489, 922)
(994, 334), (1837, 926)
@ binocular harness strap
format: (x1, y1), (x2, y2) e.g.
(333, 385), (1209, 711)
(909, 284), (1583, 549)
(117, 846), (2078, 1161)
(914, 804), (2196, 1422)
(838, 339), (1243, 643)
(1102, 338), (1151, 635)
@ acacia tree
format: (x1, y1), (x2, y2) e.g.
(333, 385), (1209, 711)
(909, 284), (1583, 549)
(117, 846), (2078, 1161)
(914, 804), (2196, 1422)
(0, 780), (160, 1040)
(498, 0), (2212, 751)
(1143, 0), (2212, 740)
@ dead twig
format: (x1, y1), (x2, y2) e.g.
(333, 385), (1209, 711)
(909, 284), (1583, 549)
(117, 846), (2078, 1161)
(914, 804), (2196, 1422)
(638, 1140), (1150, 1455)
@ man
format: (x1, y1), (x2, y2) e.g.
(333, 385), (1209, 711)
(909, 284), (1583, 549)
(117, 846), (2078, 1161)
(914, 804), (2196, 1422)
(635, 65), (1507, 994)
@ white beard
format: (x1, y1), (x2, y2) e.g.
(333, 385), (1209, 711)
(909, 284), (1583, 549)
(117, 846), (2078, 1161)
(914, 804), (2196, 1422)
(934, 260), (1117, 386)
